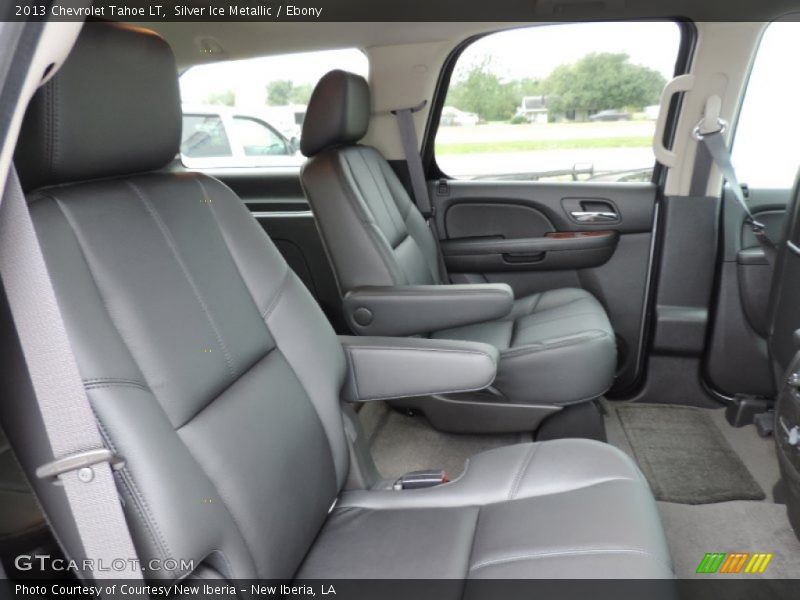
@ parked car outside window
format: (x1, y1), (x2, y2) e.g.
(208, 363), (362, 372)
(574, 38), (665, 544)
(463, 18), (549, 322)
(181, 105), (303, 168)
(178, 48), (367, 169)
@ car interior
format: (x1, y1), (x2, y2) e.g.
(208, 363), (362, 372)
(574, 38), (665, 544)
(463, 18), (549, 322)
(1, 3), (800, 594)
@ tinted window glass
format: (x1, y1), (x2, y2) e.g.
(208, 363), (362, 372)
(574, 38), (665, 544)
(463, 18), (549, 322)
(435, 22), (682, 183)
(179, 49), (367, 168)
(233, 117), (289, 156)
(732, 22), (800, 189)
(181, 115), (232, 158)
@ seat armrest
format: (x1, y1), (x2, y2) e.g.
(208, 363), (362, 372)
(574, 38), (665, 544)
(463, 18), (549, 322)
(339, 336), (499, 402)
(342, 284), (514, 336)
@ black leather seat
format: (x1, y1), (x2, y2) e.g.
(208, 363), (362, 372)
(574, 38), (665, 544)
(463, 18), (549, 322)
(2, 22), (672, 581)
(767, 176), (800, 382)
(0, 430), (45, 548)
(300, 71), (617, 417)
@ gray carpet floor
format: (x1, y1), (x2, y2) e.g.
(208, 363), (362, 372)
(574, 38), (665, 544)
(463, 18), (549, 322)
(360, 402), (529, 480)
(606, 403), (800, 579)
(613, 404), (765, 503)
(362, 400), (800, 578)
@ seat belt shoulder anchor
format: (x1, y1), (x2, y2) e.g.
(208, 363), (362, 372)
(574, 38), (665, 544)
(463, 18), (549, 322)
(692, 117), (728, 141)
(36, 448), (125, 483)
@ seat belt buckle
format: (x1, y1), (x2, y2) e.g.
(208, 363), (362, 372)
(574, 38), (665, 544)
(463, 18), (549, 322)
(392, 469), (449, 490)
(36, 448), (125, 485)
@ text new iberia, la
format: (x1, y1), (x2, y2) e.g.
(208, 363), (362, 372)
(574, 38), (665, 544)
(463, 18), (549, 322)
(171, 583), (336, 597)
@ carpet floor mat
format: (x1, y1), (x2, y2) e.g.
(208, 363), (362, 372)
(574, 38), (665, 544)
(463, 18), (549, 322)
(614, 404), (765, 504)
(361, 402), (526, 480)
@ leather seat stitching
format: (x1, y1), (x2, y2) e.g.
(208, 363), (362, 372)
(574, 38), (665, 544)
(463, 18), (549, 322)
(355, 150), (406, 242)
(464, 506), (483, 580)
(92, 411), (178, 576)
(344, 347), (361, 400)
(197, 176), (287, 329)
(469, 547), (667, 572)
(335, 153), (403, 284)
(260, 267), (291, 320)
(336, 475), (644, 511)
(531, 295), (588, 314)
(83, 378), (150, 392)
(344, 151), (403, 247)
(199, 549), (240, 581)
(176, 347), (276, 428)
(35, 193), (175, 566)
(500, 330), (613, 357)
(127, 180), (237, 379)
(45, 191), (168, 390)
(391, 231), (410, 251)
(508, 293), (542, 345)
(514, 311), (602, 331)
(509, 444), (538, 500)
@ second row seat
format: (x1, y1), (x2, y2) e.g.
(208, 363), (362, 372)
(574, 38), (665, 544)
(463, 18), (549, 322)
(299, 70), (616, 430)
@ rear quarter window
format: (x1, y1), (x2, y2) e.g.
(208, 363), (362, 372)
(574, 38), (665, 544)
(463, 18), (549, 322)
(178, 49), (368, 169)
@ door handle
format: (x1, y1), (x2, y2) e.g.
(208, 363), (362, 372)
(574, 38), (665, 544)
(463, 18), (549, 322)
(570, 211), (618, 223)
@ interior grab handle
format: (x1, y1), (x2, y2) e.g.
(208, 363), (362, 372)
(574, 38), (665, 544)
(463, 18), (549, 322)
(570, 211), (618, 223)
(653, 74), (695, 168)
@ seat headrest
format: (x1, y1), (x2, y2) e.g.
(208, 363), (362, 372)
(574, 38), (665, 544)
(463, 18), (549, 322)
(15, 22), (181, 191)
(300, 70), (370, 157)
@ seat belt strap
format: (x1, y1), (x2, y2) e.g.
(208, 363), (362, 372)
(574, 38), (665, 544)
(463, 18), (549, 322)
(695, 122), (778, 265)
(393, 104), (433, 218)
(0, 168), (143, 581)
(393, 103), (449, 281)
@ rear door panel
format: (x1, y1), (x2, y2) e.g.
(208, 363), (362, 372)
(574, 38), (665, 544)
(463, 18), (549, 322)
(705, 187), (791, 398)
(432, 181), (658, 393)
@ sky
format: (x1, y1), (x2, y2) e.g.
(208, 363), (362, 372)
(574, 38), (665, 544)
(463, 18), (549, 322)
(731, 22), (800, 187)
(179, 22), (680, 107)
(455, 22), (681, 82)
(180, 48), (368, 107)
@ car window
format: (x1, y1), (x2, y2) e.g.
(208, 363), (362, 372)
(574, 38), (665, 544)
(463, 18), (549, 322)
(179, 48), (368, 168)
(181, 114), (232, 158)
(233, 117), (289, 156)
(434, 22), (682, 182)
(732, 21), (800, 189)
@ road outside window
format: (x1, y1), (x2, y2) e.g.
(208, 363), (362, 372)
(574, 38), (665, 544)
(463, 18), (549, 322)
(179, 49), (368, 168)
(435, 22), (681, 182)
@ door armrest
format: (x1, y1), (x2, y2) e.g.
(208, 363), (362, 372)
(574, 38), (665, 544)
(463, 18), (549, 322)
(339, 336), (498, 402)
(440, 231), (619, 273)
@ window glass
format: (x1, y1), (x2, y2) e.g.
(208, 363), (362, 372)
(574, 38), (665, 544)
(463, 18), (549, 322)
(435, 22), (682, 182)
(181, 115), (231, 158)
(179, 49), (368, 167)
(233, 117), (289, 156)
(732, 21), (800, 189)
